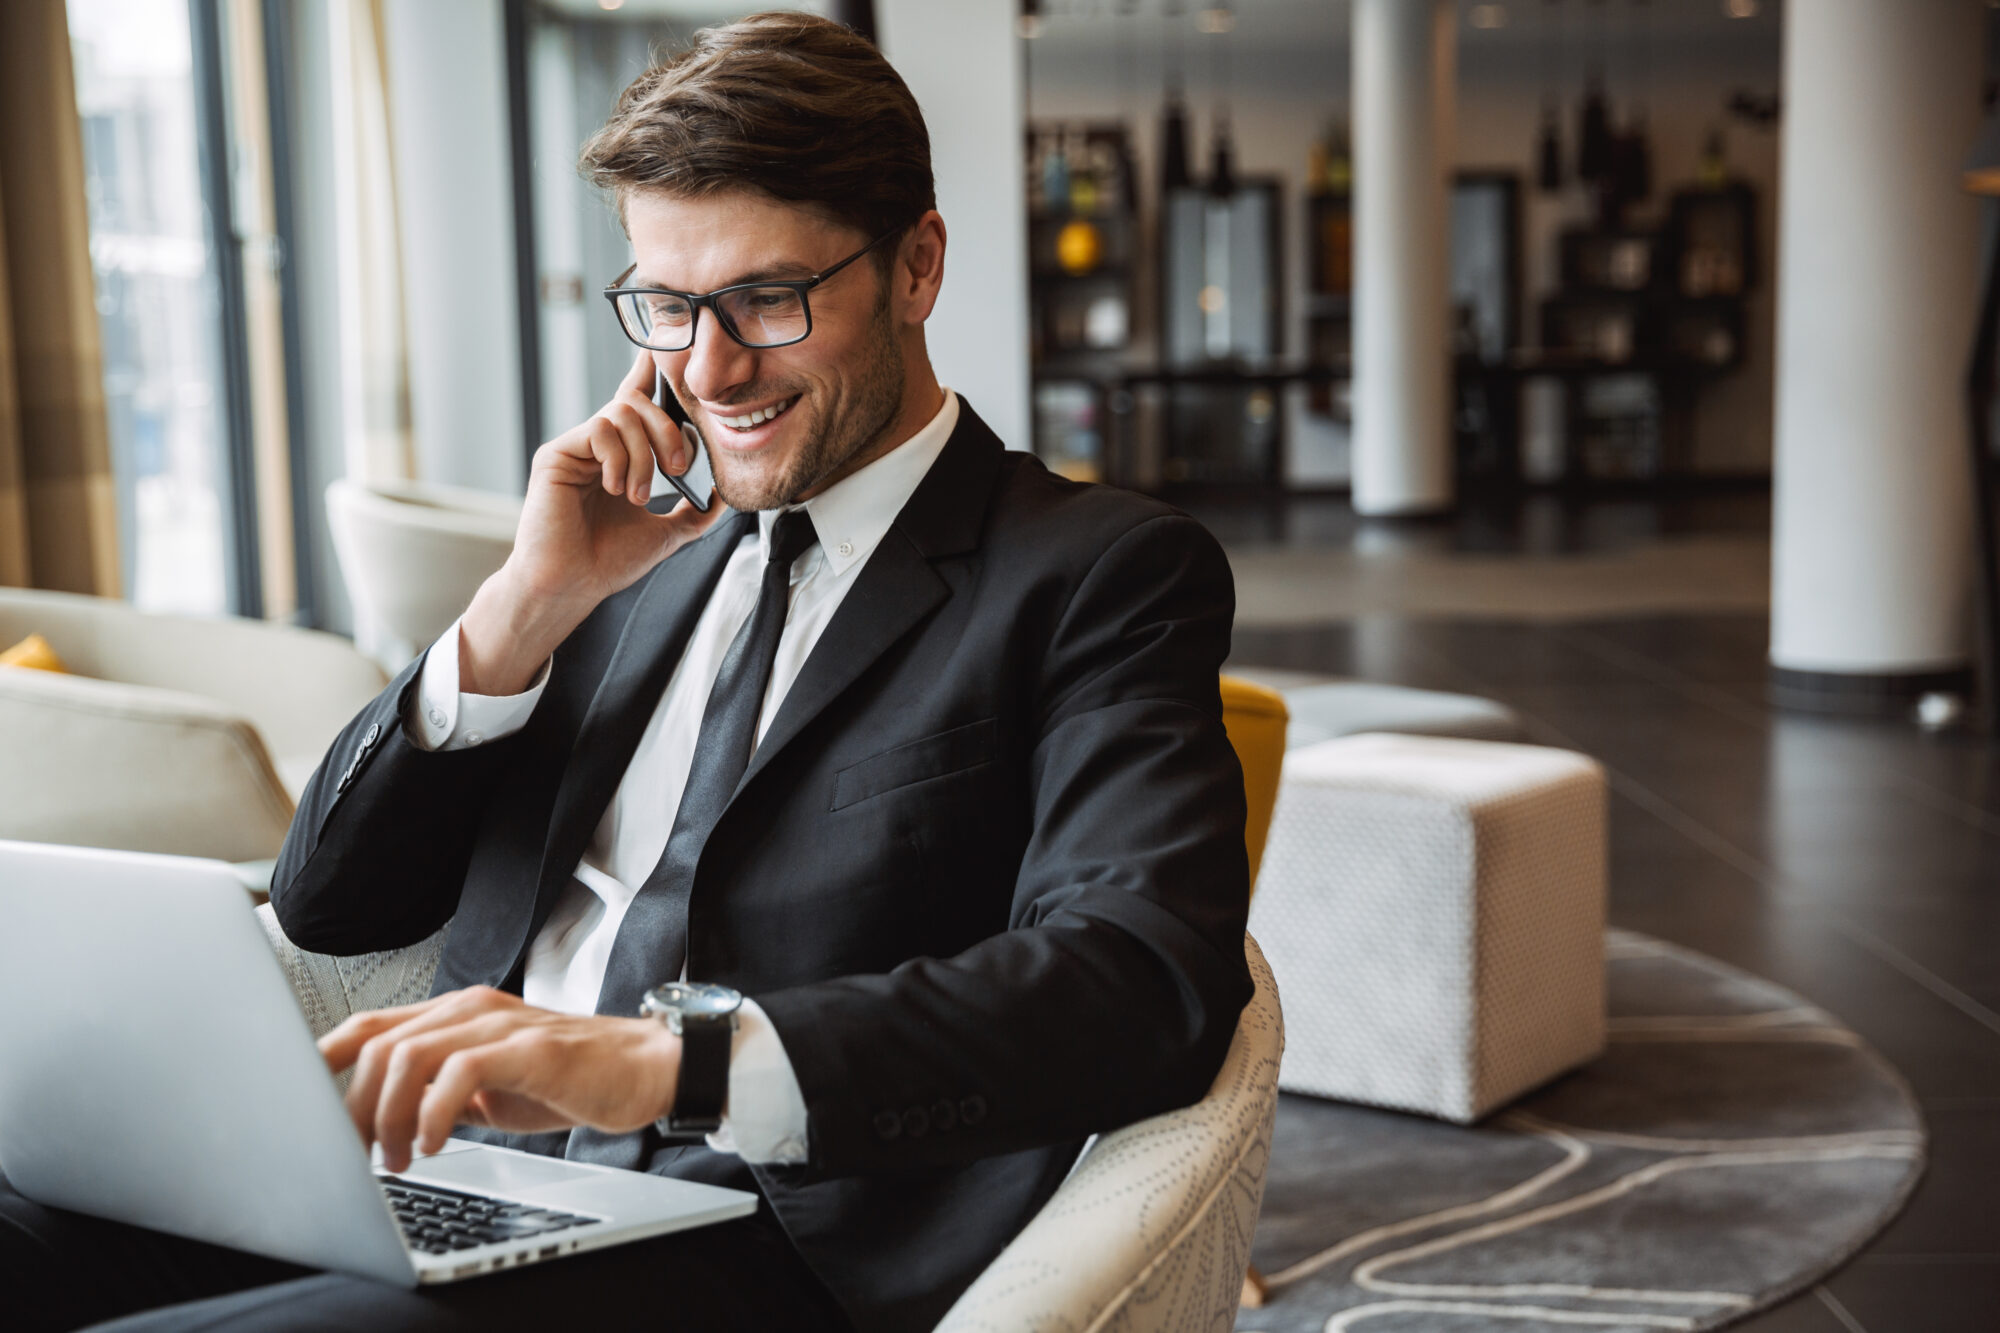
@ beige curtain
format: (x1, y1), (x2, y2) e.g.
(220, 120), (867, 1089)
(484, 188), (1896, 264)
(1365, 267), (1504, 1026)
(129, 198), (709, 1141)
(0, 1), (122, 597)
(225, 0), (300, 620)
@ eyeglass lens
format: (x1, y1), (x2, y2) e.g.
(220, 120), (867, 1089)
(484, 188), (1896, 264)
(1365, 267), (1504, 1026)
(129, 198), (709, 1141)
(617, 286), (809, 350)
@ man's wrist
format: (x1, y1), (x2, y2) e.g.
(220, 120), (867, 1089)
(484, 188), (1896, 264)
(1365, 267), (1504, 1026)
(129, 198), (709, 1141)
(632, 1017), (683, 1128)
(459, 568), (590, 696)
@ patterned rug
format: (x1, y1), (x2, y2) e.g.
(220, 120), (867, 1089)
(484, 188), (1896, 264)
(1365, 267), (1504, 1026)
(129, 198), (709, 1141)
(1238, 931), (1925, 1332)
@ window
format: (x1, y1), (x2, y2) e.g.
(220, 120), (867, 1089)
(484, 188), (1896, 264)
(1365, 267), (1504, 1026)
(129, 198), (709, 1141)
(68, 0), (235, 616)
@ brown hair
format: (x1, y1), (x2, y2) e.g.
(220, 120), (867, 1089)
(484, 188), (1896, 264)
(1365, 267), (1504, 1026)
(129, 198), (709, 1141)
(578, 11), (935, 255)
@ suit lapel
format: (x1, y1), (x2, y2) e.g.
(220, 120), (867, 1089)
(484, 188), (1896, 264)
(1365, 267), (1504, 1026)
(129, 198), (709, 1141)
(535, 510), (755, 906)
(736, 529), (947, 793)
(735, 403), (1006, 795)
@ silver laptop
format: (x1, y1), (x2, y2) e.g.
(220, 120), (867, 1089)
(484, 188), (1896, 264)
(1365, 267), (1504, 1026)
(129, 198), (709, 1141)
(0, 839), (757, 1286)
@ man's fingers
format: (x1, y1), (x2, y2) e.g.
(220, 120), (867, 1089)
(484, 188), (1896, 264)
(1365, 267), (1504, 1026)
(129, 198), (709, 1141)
(372, 1012), (526, 1171)
(339, 986), (517, 1149)
(601, 401), (675, 501)
(415, 1037), (547, 1156)
(319, 997), (451, 1073)
(615, 349), (683, 478)
(586, 418), (632, 498)
(618, 345), (657, 399)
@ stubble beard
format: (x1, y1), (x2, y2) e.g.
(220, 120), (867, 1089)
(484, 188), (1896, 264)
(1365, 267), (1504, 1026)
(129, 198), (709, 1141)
(706, 298), (906, 513)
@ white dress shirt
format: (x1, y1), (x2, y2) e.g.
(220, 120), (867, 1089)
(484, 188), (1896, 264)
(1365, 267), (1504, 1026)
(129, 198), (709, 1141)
(405, 390), (960, 1165)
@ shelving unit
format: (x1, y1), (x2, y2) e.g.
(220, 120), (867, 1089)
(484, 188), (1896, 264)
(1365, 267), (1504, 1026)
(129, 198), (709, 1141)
(1026, 123), (1140, 482)
(1528, 181), (1758, 480)
(1303, 190), (1352, 419)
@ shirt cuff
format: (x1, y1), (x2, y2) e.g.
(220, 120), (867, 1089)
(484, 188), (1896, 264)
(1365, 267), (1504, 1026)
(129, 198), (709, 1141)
(405, 615), (551, 752)
(706, 998), (809, 1165)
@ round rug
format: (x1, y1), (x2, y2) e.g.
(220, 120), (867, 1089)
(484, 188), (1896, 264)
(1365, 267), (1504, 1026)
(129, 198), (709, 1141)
(1237, 930), (1926, 1333)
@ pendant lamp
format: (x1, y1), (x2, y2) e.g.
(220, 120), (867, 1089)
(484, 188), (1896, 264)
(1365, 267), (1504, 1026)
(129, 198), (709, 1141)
(1960, 105), (2000, 732)
(1160, 83), (1192, 193)
(1160, 0), (1192, 194)
(1209, 113), (1237, 198)
(1576, 0), (1610, 182)
(1578, 74), (1612, 182)
(1538, 100), (1565, 191)
(1624, 111), (1652, 201)
(1535, 0), (1565, 191)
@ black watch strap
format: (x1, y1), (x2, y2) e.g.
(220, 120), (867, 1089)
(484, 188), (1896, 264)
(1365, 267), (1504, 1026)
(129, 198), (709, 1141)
(663, 1017), (732, 1138)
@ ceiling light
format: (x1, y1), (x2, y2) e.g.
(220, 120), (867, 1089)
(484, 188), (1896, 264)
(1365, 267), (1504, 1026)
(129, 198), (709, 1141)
(597, 0), (624, 9)
(1470, 3), (1507, 28)
(1724, 0), (1757, 16)
(1197, 7), (1235, 34)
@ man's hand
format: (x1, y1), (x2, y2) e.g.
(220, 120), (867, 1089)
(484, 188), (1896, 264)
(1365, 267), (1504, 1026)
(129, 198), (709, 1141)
(460, 348), (726, 695)
(319, 986), (682, 1173)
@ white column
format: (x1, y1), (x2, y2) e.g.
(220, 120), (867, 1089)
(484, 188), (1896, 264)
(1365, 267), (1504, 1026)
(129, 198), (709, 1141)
(875, 0), (1031, 451)
(1351, 0), (1454, 516)
(1769, 0), (1984, 686)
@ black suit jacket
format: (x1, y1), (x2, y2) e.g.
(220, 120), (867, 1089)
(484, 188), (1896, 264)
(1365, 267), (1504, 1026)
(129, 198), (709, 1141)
(271, 401), (1252, 1332)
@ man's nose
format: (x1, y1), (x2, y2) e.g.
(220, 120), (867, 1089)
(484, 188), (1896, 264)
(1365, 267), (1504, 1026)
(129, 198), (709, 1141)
(680, 310), (757, 408)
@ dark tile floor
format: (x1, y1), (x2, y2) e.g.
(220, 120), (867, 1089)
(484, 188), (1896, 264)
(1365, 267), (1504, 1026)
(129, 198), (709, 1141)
(1191, 484), (1774, 557)
(1217, 503), (1999, 1330)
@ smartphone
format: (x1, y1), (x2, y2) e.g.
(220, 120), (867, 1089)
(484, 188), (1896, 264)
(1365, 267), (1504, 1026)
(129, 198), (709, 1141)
(652, 369), (714, 513)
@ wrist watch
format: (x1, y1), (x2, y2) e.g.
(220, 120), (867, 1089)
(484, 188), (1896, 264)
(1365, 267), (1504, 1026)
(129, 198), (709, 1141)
(640, 981), (742, 1139)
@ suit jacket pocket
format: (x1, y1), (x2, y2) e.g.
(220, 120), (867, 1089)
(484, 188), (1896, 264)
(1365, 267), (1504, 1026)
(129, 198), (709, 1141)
(831, 717), (999, 811)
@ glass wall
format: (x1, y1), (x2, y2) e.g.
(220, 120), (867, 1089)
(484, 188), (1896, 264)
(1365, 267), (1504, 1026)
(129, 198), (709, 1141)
(67, 0), (232, 615)
(527, 7), (711, 442)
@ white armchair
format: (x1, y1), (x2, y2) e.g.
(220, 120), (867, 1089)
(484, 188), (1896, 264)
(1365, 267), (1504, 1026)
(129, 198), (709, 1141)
(252, 904), (1283, 1332)
(325, 478), (519, 671)
(935, 935), (1282, 1333)
(0, 589), (386, 863)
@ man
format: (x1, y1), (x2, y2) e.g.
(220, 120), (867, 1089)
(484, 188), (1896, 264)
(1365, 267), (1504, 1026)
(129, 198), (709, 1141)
(0, 12), (1249, 1331)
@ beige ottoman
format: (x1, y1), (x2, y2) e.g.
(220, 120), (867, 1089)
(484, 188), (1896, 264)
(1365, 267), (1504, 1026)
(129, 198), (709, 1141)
(1248, 733), (1606, 1123)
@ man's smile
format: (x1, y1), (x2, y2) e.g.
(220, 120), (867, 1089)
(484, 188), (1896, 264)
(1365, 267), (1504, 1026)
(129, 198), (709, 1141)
(713, 394), (800, 433)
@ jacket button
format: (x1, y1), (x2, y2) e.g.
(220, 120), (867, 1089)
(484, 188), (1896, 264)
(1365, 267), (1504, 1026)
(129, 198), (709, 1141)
(930, 1099), (958, 1132)
(871, 1110), (902, 1142)
(958, 1095), (987, 1127)
(901, 1106), (930, 1139)
(363, 722), (382, 748)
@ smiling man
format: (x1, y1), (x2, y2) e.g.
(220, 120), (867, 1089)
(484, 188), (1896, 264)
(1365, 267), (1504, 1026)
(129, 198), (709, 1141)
(0, 13), (1251, 1333)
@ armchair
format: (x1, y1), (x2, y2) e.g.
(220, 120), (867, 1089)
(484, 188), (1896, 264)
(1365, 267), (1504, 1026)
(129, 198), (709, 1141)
(0, 589), (385, 862)
(325, 478), (518, 671)
(252, 903), (1281, 1332)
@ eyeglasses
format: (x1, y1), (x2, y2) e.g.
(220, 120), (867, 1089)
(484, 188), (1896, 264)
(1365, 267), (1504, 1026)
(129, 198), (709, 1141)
(603, 229), (900, 352)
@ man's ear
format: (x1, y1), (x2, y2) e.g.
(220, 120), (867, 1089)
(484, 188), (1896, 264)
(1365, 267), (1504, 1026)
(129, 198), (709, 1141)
(895, 210), (947, 325)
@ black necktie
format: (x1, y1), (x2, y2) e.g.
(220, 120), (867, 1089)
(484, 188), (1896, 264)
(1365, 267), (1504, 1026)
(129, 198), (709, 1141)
(566, 508), (818, 1169)
(591, 506), (820, 1022)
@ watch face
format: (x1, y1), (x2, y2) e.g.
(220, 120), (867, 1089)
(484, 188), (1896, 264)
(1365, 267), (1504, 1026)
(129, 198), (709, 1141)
(642, 981), (743, 1021)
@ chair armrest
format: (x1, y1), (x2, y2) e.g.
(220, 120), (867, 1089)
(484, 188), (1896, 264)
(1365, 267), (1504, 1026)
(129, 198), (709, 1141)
(0, 586), (388, 767)
(254, 902), (451, 1088)
(935, 934), (1284, 1333)
(0, 668), (294, 861)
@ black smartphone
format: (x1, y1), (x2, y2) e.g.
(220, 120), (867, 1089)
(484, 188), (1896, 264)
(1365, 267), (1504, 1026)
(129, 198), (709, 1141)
(652, 369), (714, 513)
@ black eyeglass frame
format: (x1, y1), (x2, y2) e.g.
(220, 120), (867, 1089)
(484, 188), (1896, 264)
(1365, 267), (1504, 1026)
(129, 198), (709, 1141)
(603, 228), (902, 352)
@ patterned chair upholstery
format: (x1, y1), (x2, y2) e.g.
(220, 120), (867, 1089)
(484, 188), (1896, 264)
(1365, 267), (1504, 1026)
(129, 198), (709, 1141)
(254, 906), (1282, 1332)
(933, 935), (1282, 1333)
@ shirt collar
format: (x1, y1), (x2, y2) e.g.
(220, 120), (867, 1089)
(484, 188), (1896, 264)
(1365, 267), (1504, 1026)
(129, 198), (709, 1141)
(758, 388), (959, 578)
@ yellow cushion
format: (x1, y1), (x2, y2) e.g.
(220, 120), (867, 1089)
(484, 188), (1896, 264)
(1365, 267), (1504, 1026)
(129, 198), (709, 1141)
(0, 633), (69, 673)
(1219, 675), (1288, 896)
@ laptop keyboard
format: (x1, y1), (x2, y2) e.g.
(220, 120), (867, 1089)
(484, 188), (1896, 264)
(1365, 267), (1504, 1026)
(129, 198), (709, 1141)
(379, 1177), (600, 1255)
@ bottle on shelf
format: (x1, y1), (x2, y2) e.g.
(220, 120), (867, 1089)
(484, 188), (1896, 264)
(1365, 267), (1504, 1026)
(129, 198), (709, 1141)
(1042, 130), (1071, 217)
